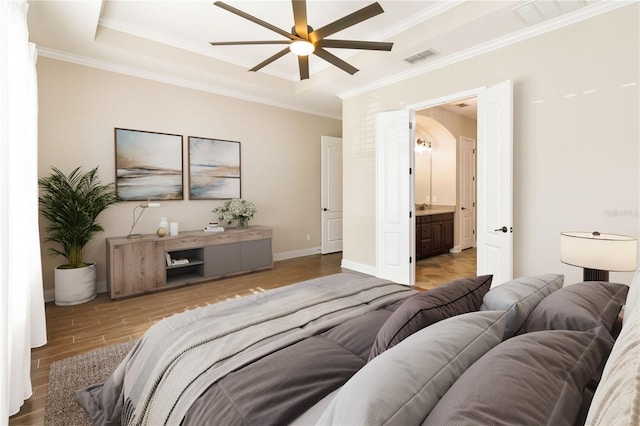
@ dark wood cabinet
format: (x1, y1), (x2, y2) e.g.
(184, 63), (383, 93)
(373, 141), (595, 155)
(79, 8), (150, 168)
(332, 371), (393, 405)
(416, 212), (454, 260)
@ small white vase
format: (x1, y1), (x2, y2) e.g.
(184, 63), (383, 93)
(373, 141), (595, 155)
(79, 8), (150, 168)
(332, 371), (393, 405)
(54, 263), (97, 306)
(157, 217), (169, 237)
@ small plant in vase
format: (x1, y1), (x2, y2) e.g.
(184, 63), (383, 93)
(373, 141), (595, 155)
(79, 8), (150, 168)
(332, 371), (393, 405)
(213, 198), (256, 229)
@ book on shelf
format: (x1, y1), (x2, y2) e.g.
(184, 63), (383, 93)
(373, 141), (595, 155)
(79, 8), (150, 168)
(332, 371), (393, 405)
(166, 253), (189, 266)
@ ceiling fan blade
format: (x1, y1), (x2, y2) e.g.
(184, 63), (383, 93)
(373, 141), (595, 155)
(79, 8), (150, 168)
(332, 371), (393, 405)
(209, 40), (291, 46)
(314, 47), (358, 75)
(309, 2), (384, 43)
(214, 1), (299, 41)
(292, 0), (309, 39)
(210, 40), (292, 46)
(298, 55), (310, 80)
(249, 47), (290, 72)
(316, 39), (393, 51)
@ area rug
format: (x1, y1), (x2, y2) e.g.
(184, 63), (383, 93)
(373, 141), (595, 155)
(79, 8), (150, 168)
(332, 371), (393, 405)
(44, 340), (136, 426)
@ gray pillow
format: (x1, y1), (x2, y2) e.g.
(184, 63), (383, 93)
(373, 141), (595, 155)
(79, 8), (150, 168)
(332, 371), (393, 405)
(480, 273), (564, 339)
(519, 281), (629, 336)
(317, 310), (507, 426)
(369, 275), (492, 359)
(425, 328), (614, 426)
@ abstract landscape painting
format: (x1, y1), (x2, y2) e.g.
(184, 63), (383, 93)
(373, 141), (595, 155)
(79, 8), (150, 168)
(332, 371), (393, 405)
(115, 128), (183, 200)
(188, 137), (240, 199)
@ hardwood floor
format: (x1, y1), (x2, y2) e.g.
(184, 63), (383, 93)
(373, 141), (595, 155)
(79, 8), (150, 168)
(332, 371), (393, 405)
(9, 249), (476, 425)
(416, 248), (477, 290)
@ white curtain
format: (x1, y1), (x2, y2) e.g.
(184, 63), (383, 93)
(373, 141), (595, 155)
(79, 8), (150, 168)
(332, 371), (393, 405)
(0, 0), (48, 421)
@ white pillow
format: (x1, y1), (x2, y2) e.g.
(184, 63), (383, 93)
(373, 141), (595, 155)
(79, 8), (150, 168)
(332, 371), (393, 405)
(585, 272), (639, 425)
(622, 268), (639, 328)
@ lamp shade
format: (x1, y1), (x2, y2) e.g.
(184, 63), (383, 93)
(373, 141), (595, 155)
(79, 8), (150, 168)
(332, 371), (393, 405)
(560, 231), (637, 272)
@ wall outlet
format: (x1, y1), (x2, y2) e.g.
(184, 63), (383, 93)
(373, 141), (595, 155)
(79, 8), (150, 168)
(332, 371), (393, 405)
(306, 234), (311, 241)
(432, 195), (437, 203)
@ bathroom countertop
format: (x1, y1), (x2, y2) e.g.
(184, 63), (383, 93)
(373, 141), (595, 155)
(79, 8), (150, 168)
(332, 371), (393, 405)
(415, 205), (456, 216)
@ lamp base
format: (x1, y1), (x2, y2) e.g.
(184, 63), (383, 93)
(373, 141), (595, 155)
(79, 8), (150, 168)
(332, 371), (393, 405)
(583, 268), (609, 282)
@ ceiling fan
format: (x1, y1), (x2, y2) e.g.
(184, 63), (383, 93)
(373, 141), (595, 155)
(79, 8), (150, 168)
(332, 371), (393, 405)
(210, 0), (393, 80)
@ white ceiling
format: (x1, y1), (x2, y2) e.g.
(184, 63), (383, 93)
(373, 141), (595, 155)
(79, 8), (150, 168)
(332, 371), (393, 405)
(27, 0), (621, 119)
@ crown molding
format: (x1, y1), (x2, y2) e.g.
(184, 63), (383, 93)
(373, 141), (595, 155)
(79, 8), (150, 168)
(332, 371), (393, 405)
(36, 46), (341, 121)
(338, 0), (635, 100)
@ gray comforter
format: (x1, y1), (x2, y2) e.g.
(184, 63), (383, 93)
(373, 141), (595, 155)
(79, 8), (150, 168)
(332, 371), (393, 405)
(76, 273), (415, 426)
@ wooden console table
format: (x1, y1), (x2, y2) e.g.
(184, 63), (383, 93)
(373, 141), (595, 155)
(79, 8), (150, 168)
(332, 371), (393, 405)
(106, 226), (272, 299)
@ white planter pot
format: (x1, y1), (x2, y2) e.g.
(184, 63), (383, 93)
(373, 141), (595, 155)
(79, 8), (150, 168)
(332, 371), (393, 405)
(54, 263), (97, 306)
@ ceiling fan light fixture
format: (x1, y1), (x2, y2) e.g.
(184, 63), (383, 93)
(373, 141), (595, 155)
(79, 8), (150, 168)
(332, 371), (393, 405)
(290, 40), (315, 56)
(210, 1), (392, 79)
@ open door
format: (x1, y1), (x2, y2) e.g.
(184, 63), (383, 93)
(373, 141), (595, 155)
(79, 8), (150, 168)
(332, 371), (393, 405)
(459, 136), (476, 251)
(375, 80), (513, 288)
(376, 110), (415, 285)
(476, 80), (513, 287)
(321, 136), (343, 254)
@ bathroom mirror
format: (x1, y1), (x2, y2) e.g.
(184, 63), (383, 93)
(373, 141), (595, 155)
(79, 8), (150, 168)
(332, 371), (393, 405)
(415, 138), (432, 207)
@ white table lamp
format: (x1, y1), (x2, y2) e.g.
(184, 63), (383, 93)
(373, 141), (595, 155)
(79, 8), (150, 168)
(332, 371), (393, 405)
(127, 200), (161, 238)
(560, 231), (637, 281)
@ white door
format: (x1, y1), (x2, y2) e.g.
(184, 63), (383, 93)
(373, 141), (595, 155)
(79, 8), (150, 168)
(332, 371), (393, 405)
(476, 80), (513, 287)
(459, 136), (476, 251)
(321, 136), (343, 254)
(376, 110), (415, 285)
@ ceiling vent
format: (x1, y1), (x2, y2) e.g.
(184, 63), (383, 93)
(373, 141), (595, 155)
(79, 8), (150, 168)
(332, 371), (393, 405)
(513, 0), (587, 26)
(404, 49), (437, 64)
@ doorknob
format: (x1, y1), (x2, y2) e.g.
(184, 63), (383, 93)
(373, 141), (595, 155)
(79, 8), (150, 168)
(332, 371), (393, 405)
(494, 226), (508, 233)
(323, 208), (329, 211)
(461, 206), (467, 210)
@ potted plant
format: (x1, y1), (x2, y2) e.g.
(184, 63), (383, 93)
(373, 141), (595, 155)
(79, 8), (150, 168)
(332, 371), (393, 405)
(213, 198), (256, 229)
(38, 166), (120, 305)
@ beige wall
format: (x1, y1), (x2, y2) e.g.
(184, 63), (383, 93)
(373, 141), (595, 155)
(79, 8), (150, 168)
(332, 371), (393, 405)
(37, 58), (341, 295)
(343, 5), (639, 284)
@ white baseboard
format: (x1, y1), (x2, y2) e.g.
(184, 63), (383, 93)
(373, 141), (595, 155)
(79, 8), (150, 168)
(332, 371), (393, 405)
(273, 247), (321, 261)
(43, 289), (55, 303)
(340, 259), (376, 276)
(97, 279), (107, 294)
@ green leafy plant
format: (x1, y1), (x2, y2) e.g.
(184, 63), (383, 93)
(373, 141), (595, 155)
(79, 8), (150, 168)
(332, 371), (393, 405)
(38, 166), (120, 269)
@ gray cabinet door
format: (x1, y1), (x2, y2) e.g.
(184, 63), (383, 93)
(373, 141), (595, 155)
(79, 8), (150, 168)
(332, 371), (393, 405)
(204, 242), (241, 277)
(241, 239), (272, 270)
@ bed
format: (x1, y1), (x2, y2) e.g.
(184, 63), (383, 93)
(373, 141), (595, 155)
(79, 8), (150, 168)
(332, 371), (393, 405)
(76, 270), (638, 426)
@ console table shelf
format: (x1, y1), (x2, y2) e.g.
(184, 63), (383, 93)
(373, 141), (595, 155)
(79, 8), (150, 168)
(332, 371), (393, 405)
(106, 226), (272, 299)
(166, 259), (205, 270)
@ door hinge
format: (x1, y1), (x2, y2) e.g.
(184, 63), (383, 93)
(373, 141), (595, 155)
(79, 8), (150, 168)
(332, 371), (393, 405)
(409, 256), (412, 264)
(409, 122), (413, 129)
(473, 149), (476, 154)
(409, 167), (412, 175)
(473, 229), (475, 235)
(473, 202), (476, 207)
(409, 211), (412, 218)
